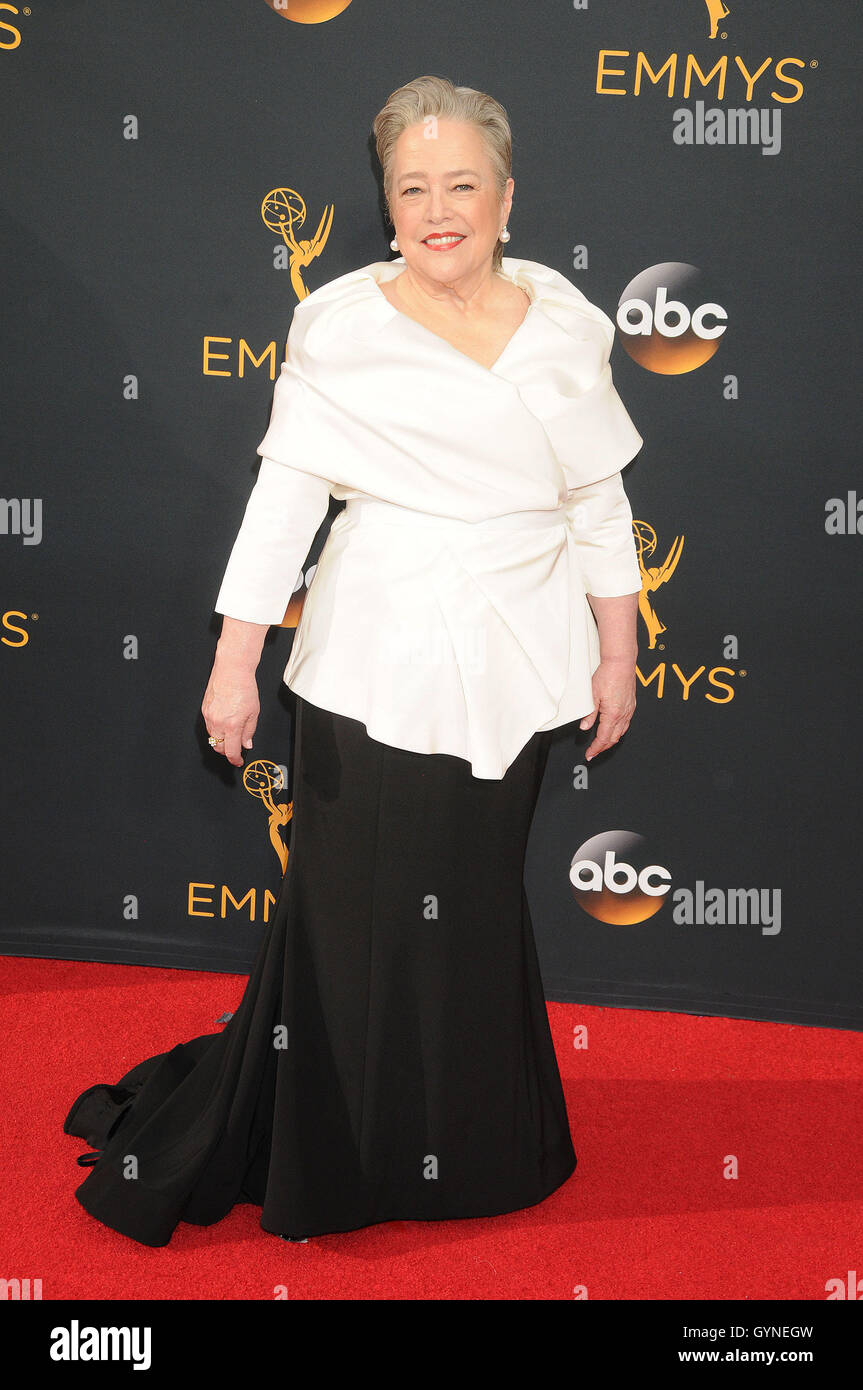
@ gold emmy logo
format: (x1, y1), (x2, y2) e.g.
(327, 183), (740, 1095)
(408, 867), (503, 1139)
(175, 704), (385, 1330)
(243, 759), (292, 873)
(261, 188), (333, 301)
(263, 0), (354, 23)
(704, 0), (730, 40)
(633, 520), (684, 650)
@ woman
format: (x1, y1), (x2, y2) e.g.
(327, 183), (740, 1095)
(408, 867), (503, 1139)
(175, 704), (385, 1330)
(64, 76), (642, 1246)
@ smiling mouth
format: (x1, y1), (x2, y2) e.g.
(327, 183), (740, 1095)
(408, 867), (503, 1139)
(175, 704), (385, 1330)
(422, 234), (466, 247)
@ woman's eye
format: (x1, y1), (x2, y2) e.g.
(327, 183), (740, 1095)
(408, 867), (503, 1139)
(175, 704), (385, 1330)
(400, 184), (475, 195)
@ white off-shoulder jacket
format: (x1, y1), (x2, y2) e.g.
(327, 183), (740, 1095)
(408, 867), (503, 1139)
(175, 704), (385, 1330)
(214, 256), (644, 780)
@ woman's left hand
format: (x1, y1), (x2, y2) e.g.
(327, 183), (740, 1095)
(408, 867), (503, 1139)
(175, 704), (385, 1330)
(579, 657), (637, 761)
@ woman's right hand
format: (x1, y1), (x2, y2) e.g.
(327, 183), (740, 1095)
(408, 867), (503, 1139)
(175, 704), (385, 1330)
(201, 654), (260, 767)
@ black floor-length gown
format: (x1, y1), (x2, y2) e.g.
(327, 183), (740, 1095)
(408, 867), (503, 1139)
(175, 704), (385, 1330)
(64, 695), (577, 1245)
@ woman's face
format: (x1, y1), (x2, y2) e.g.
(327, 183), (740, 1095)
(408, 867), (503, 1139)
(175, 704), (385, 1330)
(388, 118), (513, 284)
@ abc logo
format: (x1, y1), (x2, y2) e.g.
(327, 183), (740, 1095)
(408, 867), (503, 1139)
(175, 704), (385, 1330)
(617, 262), (727, 375)
(263, 0), (353, 22)
(570, 831), (671, 924)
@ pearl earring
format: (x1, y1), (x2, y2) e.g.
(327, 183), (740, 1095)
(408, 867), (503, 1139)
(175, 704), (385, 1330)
(390, 236), (399, 251)
(499, 226), (511, 243)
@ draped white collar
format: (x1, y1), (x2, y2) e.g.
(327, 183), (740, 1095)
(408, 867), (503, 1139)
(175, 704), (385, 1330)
(256, 255), (643, 504)
(309, 254), (622, 368)
(364, 256), (540, 376)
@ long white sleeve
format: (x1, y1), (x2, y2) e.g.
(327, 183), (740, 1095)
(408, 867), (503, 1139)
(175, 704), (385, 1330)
(566, 470), (642, 597)
(214, 456), (334, 625)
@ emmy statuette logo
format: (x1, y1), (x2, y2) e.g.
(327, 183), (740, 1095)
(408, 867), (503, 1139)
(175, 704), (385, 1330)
(261, 188), (333, 302)
(704, 0), (731, 41)
(633, 520), (685, 651)
(243, 760), (293, 873)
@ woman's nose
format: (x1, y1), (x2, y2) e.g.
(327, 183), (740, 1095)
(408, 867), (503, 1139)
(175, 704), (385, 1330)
(424, 187), (452, 218)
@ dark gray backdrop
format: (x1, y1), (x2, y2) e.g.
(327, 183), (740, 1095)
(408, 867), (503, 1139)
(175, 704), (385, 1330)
(1, 0), (859, 1029)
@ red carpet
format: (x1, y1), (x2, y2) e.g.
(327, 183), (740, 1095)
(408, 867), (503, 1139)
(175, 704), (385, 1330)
(2, 954), (861, 1301)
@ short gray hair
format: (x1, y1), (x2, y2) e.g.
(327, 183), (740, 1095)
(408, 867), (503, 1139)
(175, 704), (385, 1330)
(373, 75), (513, 271)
